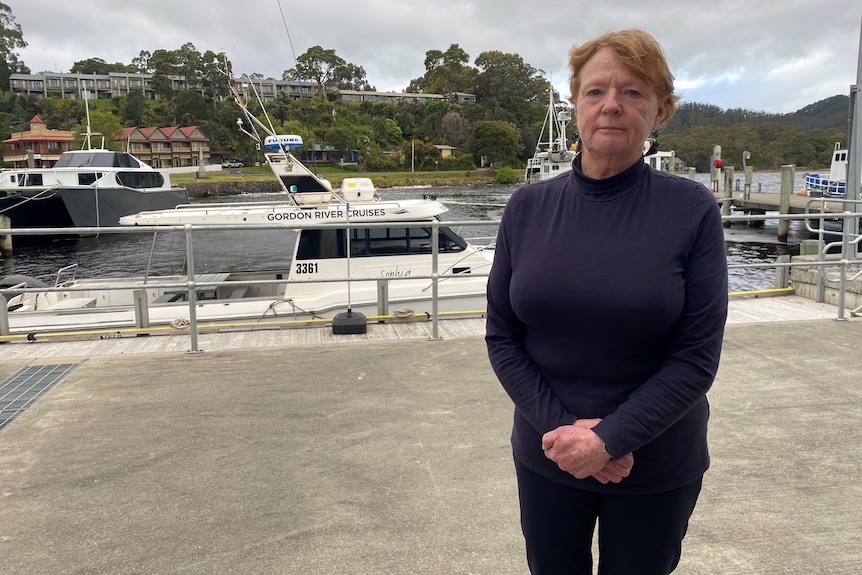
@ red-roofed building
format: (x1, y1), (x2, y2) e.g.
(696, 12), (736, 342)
(118, 126), (210, 169)
(2, 115), (75, 168)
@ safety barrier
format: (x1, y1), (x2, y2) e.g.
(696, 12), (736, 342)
(0, 210), (860, 352)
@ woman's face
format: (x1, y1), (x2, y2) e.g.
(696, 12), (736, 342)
(574, 47), (664, 178)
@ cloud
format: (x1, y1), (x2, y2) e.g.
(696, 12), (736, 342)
(9, 0), (862, 113)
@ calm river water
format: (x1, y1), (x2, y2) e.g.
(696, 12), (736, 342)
(0, 171), (809, 293)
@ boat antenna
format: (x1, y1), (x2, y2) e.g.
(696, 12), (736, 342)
(277, 0), (321, 176)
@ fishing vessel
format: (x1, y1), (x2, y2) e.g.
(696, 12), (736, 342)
(524, 91), (574, 184)
(803, 142), (857, 198)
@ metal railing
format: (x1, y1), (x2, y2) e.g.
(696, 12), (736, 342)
(1, 209), (860, 352)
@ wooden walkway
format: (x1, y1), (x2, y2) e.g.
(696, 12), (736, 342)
(0, 295), (846, 361)
(718, 189), (847, 215)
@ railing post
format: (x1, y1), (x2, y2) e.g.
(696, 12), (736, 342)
(184, 224), (203, 353)
(835, 212), (851, 321)
(0, 294), (8, 338)
(429, 220), (442, 341)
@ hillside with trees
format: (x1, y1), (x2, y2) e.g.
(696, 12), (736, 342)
(0, 2), (852, 173)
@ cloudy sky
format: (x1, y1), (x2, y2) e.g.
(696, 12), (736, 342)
(9, 0), (862, 114)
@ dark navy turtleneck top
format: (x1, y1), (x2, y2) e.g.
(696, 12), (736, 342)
(486, 156), (728, 493)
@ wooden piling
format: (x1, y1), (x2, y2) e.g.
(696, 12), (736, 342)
(721, 165), (734, 227)
(778, 165), (794, 242)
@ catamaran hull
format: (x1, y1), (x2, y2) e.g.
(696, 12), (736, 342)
(0, 186), (189, 237)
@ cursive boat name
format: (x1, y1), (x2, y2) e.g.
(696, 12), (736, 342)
(381, 267), (412, 278)
(267, 208), (388, 221)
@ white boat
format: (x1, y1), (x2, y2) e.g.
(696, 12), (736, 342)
(1, 174), (493, 334)
(803, 142), (857, 198)
(524, 91), (574, 184)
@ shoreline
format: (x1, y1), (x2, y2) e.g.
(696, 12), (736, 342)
(182, 168), (501, 198)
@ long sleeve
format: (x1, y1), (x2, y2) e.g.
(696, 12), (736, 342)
(486, 189), (577, 434)
(485, 159), (728, 493)
(592, 193), (727, 459)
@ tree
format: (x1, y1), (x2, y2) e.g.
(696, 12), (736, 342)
(174, 42), (203, 82)
(440, 111), (470, 147)
(334, 63), (373, 91)
(474, 51), (545, 124)
(288, 46), (346, 98)
(116, 90), (145, 126)
(171, 90), (210, 126)
(408, 44), (476, 95)
(74, 108), (124, 150)
(147, 44), (206, 100)
(398, 139), (438, 170)
(131, 50), (152, 73)
(467, 120), (522, 167)
(70, 58), (132, 74)
(0, 2), (28, 88)
(199, 49), (229, 99)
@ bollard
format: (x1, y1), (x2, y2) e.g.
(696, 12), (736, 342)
(377, 279), (389, 317)
(687, 167), (696, 180)
(133, 289), (150, 329)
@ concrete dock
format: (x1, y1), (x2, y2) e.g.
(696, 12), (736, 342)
(1, 302), (861, 574)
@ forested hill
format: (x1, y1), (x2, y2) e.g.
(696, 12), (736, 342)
(659, 95), (850, 170)
(665, 95), (850, 133)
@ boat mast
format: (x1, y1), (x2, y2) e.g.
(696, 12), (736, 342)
(82, 90), (92, 150)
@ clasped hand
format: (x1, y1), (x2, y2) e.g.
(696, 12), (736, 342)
(541, 419), (634, 484)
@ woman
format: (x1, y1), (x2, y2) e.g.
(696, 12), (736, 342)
(486, 29), (727, 575)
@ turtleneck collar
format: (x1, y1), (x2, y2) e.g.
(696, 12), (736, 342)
(570, 154), (649, 200)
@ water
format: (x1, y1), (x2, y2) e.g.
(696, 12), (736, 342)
(0, 174), (806, 293)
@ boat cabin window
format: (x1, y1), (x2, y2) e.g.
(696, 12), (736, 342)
(117, 171), (165, 189)
(295, 226), (467, 260)
(78, 173), (98, 186)
(23, 173), (43, 186)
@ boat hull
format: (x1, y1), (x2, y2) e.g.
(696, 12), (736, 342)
(0, 186), (189, 237)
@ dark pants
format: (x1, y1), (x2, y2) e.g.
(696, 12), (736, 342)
(515, 460), (702, 575)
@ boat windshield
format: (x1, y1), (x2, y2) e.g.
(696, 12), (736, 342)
(295, 226), (467, 260)
(54, 151), (143, 169)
